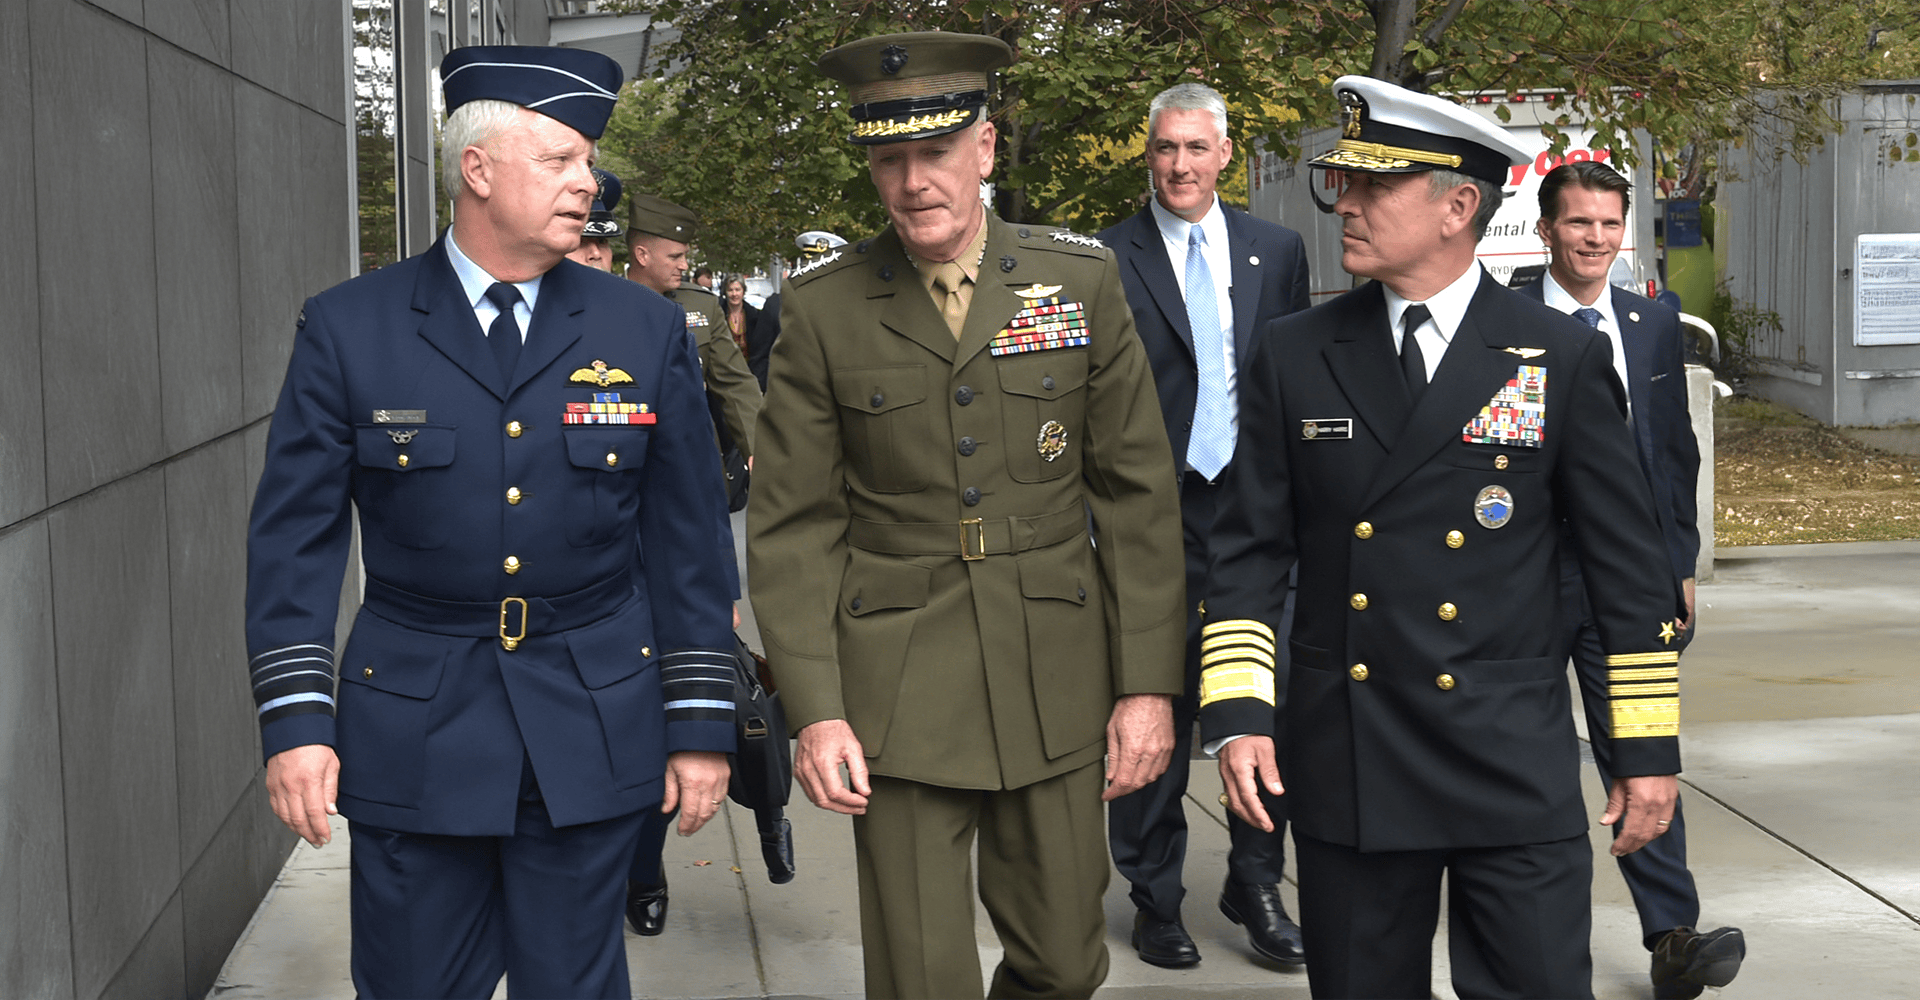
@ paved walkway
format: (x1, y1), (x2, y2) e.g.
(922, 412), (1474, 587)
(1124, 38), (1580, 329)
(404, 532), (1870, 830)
(209, 536), (1920, 999)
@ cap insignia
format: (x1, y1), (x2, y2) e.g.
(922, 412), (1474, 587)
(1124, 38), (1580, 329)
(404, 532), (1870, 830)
(1339, 89), (1366, 139)
(880, 44), (909, 75)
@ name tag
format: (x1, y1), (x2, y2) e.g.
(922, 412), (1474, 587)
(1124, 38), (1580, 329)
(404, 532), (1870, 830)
(372, 409), (427, 424)
(1300, 418), (1352, 441)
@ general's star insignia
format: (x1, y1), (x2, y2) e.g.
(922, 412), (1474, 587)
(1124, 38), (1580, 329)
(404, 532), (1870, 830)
(1658, 620), (1677, 645)
(568, 359), (635, 387)
(1503, 347), (1547, 359)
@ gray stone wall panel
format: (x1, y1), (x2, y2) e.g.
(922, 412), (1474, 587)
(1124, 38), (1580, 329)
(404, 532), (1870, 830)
(50, 472), (183, 1000)
(150, 43), (243, 455)
(235, 82), (303, 422)
(145, 0), (231, 66)
(166, 436), (257, 861)
(181, 780), (293, 997)
(0, 523), (76, 999)
(97, 894), (185, 1000)
(0, 0), (47, 526)
(32, 0), (163, 504)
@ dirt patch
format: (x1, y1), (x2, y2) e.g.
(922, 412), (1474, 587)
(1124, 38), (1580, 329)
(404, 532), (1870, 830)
(1715, 397), (1920, 545)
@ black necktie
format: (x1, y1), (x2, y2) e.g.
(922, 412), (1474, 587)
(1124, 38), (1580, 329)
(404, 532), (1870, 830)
(1574, 306), (1603, 328)
(1400, 303), (1430, 402)
(484, 282), (524, 383)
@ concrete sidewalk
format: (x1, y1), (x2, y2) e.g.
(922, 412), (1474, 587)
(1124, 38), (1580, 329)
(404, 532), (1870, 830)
(209, 539), (1920, 999)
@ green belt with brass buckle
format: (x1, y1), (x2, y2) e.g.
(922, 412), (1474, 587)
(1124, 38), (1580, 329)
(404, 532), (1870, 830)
(845, 504), (1087, 561)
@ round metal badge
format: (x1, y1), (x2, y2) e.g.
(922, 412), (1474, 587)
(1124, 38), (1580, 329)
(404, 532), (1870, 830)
(1036, 420), (1069, 462)
(1473, 485), (1514, 529)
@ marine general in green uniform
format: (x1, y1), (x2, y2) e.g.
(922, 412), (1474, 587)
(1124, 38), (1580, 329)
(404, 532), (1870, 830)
(747, 31), (1186, 1000)
(627, 194), (761, 457)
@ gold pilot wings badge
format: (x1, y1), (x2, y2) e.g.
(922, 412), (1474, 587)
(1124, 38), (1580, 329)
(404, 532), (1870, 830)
(568, 359), (636, 387)
(1462, 365), (1546, 447)
(1503, 346), (1547, 359)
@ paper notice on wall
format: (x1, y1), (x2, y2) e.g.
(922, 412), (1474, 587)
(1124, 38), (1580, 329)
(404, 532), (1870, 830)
(1856, 234), (1920, 346)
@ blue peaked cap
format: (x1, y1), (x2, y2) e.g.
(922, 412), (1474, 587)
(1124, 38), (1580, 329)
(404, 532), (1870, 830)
(440, 45), (623, 139)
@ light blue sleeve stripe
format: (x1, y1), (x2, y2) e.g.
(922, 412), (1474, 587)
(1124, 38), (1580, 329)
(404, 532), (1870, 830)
(258, 692), (336, 715)
(252, 668), (334, 690)
(664, 699), (734, 712)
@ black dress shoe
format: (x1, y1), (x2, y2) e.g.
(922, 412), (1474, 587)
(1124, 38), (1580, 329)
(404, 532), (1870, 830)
(1130, 911), (1201, 968)
(625, 879), (669, 936)
(1651, 926), (1745, 999)
(1219, 878), (1306, 965)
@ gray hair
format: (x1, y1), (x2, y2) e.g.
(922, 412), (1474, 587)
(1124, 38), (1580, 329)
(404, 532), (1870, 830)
(1148, 82), (1229, 145)
(442, 98), (524, 195)
(1427, 168), (1504, 242)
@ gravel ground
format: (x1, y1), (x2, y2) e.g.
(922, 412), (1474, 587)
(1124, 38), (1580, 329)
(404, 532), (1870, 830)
(1714, 397), (1920, 545)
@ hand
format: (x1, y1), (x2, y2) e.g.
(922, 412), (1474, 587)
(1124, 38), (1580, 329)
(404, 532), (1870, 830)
(1601, 774), (1678, 855)
(266, 744), (340, 847)
(1677, 578), (1697, 633)
(662, 751), (731, 836)
(795, 719), (871, 815)
(733, 604), (742, 629)
(1102, 694), (1174, 801)
(1218, 736), (1285, 832)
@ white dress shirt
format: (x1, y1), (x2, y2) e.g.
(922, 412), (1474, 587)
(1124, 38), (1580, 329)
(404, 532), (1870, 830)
(1381, 262), (1485, 382)
(446, 229), (541, 343)
(1539, 271), (1632, 419)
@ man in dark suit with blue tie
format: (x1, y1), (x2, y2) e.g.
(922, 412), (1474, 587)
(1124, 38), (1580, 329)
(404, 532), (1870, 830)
(1097, 82), (1311, 970)
(1521, 160), (1744, 1000)
(246, 45), (739, 998)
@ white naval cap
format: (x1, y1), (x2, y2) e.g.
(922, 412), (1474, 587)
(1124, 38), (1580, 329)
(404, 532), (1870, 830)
(1308, 75), (1533, 186)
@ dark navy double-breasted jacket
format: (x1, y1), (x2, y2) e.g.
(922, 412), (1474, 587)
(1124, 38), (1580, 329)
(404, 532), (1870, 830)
(245, 236), (737, 836)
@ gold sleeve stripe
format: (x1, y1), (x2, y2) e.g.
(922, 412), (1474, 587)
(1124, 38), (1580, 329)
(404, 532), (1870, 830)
(1201, 632), (1276, 656)
(1606, 651), (1681, 667)
(1611, 682), (1680, 698)
(1202, 619), (1275, 643)
(1612, 699), (1679, 739)
(1199, 664), (1275, 708)
(1609, 666), (1680, 682)
(1201, 647), (1268, 668)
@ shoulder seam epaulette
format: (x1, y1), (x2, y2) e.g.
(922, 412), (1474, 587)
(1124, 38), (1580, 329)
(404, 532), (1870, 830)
(1023, 226), (1107, 255)
(789, 247), (860, 285)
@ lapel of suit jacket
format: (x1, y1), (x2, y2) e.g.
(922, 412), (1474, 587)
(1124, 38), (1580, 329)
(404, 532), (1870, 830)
(1361, 274), (1534, 510)
(1320, 282), (1408, 450)
(1612, 286), (1659, 469)
(509, 261), (586, 397)
(1223, 208), (1260, 363)
(412, 236), (508, 401)
(1124, 209), (1194, 357)
(871, 231), (958, 364)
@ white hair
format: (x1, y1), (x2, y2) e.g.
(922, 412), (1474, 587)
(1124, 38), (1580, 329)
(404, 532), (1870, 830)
(1148, 82), (1229, 144)
(441, 99), (523, 195)
(1426, 168), (1504, 242)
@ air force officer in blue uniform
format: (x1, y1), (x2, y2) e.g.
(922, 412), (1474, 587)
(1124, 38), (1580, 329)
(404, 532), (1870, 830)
(1520, 161), (1744, 1000)
(245, 46), (738, 998)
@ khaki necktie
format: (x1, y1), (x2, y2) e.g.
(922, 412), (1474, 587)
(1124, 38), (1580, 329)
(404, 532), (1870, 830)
(931, 262), (968, 340)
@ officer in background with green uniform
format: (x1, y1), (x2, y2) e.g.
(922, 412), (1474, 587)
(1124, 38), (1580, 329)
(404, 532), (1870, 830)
(747, 30), (1186, 1000)
(627, 194), (761, 459)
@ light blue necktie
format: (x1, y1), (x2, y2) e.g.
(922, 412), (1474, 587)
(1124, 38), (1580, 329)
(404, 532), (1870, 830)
(1573, 306), (1603, 328)
(1185, 225), (1233, 480)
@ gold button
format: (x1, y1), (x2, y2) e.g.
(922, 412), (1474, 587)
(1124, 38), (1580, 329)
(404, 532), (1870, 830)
(1438, 602), (1458, 621)
(503, 555), (521, 575)
(363, 667), (374, 679)
(396, 454), (409, 468)
(1350, 592), (1368, 611)
(1436, 673), (1456, 690)
(1349, 663), (1369, 682)
(1494, 454), (1509, 470)
(1446, 530), (1464, 549)
(507, 420), (524, 438)
(606, 452), (619, 468)
(1354, 521), (1374, 539)
(641, 646), (651, 657)
(506, 487), (523, 505)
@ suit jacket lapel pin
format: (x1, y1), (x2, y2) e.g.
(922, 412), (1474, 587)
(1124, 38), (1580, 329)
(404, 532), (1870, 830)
(1249, 255), (1260, 266)
(1629, 311), (1641, 323)
(1474, 484), (1514, 529)
(568, 359), (635, 387)
(1036, 420), (1068, 462)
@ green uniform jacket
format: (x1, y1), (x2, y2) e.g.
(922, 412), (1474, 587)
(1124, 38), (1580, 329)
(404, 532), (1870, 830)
(669, 281), (761, 457)
(748, 216), (1186, 790)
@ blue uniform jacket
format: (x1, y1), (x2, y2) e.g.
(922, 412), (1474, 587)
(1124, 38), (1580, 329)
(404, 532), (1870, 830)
(245, 236), (737, 836)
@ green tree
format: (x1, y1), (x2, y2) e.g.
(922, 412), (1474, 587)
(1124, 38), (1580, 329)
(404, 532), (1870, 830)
(598, 0), (1915, 268)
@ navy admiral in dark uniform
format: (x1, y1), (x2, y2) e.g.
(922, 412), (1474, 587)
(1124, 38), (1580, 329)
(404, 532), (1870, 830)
(1521, 160), (1743, 999)
(1096, 81), (1311, 970)
(246, 45), (738, 998)
(1199, 76), (1686, 999)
